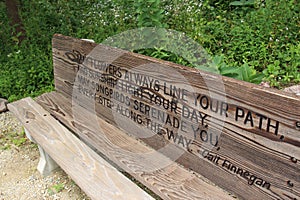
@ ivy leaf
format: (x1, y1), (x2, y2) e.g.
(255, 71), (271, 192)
(229, 0), (255, 6)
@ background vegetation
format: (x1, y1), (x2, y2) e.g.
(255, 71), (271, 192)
(0, 0), (299, 101)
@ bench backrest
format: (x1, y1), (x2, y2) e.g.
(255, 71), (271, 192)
(52, 34), (300, 199)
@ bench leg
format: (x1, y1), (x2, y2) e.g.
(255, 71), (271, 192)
(24, 128), (59, 176)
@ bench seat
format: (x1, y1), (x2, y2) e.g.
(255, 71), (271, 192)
(9, 92), (235, 199)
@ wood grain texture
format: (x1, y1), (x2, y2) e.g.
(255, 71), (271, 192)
(8, 98), (154, 200)
(51, 34), (300, 199)
(36, 91), (236, 200)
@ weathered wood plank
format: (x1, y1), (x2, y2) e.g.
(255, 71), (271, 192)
(36, 91), (236, 200)
(52, 34), (300, 199)
(7, 97), (154, 200)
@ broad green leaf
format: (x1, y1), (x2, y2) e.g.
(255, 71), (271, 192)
(239, 63), (252, 82)
(250, 73), (264, 84)
(229, 0), (254, 6)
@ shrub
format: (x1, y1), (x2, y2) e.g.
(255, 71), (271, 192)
(1, 0), (299, 101)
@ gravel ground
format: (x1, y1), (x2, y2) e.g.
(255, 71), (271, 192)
(0, 111), (91, 200)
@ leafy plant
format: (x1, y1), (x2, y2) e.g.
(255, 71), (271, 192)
(212, 55), (264, 83)
(262, 43), (300, 87)
(229, 0), (255, 6)
(1, 0), (299, 102)
(134, 0), (166, 28)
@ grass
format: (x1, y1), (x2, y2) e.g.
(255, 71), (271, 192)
(48, 183), (65, 195)
(0, 128), (29, 150)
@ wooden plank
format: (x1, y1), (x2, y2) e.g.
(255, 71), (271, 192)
(7, 97), (154, 200)
(36, 91), (236, 200)
(52, 34), (300, 199)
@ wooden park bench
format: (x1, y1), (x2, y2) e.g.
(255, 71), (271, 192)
(8, 34), (300, 199)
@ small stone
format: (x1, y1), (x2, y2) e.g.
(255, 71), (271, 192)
(29, 175), (36, 181)
(283, 85), (300, 96)
(3, 172), (7, 176)
(0, 98), (8, 113)
(259, 82), (270, 88)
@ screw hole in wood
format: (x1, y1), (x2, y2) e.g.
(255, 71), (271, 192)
(296, 121), (300, 130)
(280, 135), (284, 141)
(287, 180), (294, 187)
(291, 157), (297, 163)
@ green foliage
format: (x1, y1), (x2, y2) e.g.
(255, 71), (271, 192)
(164, 0), (299, 87)
(211, 55), (263, 83)
(0, 43), (54, 101)
(1, 0), (299, 101)
(1, 0), (134, 101)
(262, 43), (300, 87)
(0, 129), (28, 150)
(229, 0), (255, 6)
(0, 1), (56, 101)
(137, 47), (191, 67)
(134, 0), (166, 28)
